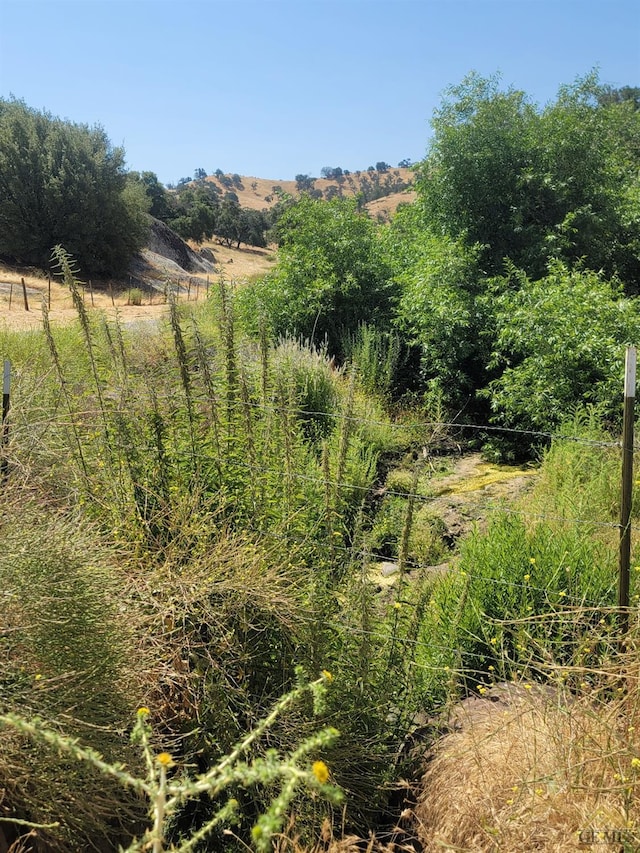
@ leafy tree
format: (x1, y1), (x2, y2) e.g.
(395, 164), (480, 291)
(168, 183), (219, 243)
(129, 170), (172, 221)
(398, 158), (412, 168)
(485, 261), (640, 434)
(295, 174), (316, 193)
(375, 161), (390, 172)
(194, 167), (207, 180)
(212, 197), (268, 249)
(0, 98), (149, 276)
(415, 71), (640, 284)
(415, 73), (536, 274)
(386, 203), (485, 405)
(239, 197), (395, 355)
(597, 85), (640, 110)
(320, 166), (343, 180)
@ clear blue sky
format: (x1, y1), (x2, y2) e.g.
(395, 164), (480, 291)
(1, 0), (638, 186)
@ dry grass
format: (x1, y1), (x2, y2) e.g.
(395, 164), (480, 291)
(415, 667), (640, 852)
(0, 244), (275, 333)
(190, 239), (277, 281)
(0, 263), (172, 331)
(202, 168), (415, 214)
(273, 816), (418, 852)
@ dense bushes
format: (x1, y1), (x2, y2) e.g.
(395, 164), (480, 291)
(238, 197), (396, 357)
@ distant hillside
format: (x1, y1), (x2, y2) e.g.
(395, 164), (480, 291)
(201, 167), (416, 221)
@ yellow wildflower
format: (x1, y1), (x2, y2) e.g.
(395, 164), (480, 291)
(312, 760), (329, 784)
(523, 574), (530, 582)
(321, 669), (333, 683)
(529, 557), (536, 565)
(137, 707), (150, 716)
(631, 757), (640, 769)
(156, 752), (175, 767)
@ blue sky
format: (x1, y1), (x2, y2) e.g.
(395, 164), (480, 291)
(1, 0), (638, 185)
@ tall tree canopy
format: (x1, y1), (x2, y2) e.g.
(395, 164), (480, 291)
(415, 72), (640, 285)
(0, 98), (149, 276)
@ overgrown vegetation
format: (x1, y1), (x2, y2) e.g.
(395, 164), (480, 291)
(1, 69), (640, 852)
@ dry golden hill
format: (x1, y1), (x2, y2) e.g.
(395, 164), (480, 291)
(203, 167), (416, 221)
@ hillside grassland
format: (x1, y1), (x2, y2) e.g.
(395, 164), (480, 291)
(1, 74), (640, 852)
(201, 168), (416, 213)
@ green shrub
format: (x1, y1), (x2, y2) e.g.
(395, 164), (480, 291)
(129, 287), (144, 306)
(0, 501), (148, 850)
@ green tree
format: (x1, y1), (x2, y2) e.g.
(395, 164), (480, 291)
(129, 170), (173, 221)
(415, 72), (640, 284)
(295, 174), (316, 193)
(386, 203), (486, 405)
(415, 73), (536, 274)
(0, 98), (149, 276)
(485, 261), (640, 434)
(168, 183), (219, 243)
(239, 196), (395, 355)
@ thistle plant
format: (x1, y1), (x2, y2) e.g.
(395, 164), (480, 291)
(0, 670), (341, 852)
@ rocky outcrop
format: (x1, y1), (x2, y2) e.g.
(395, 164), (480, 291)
(146, 218), (215, 273)
(128, 218), (217, 289)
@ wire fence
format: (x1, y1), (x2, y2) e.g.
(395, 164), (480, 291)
(3, 360), (638, 664)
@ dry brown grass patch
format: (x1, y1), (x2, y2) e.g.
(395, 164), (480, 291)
(415, 677), (640, 852)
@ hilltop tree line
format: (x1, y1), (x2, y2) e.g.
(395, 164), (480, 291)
(295, 166), (412, 205)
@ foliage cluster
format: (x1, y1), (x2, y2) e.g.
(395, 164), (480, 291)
(238, 197), (395, 358)
(238, 72), (640, 451)
(0, 255), (420, 850)
(0, 98), (149, 276)
(130, 172), (271, 248)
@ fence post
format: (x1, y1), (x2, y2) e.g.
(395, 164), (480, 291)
(21, 277), (29, 311)
(618, 345), (636, 638)
(1, 360), (10, 480)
